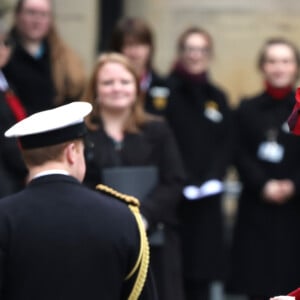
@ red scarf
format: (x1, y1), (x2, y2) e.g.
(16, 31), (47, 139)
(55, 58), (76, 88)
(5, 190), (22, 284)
(265, 81), (293, 100)
(4, 90), (27, 122)
(172, 61), (208, 84)
(288, 287), (300, 299)
(288, 87), (300, 135)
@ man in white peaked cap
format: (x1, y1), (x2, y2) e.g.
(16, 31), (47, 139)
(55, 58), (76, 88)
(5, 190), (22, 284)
(0, 102), (156, 300)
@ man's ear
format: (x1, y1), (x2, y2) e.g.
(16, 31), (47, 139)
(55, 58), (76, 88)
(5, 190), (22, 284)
(65, 142), (76, 165)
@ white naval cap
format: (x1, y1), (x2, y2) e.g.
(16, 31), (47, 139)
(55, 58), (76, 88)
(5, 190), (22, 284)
(5, 102), (92, 149)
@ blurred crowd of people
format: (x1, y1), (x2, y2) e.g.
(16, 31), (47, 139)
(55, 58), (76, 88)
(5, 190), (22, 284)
(1, 0), (300, 299)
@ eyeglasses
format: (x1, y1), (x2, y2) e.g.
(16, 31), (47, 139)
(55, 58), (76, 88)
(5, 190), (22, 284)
(182, 46), (211, 55)
(0, 38), (13, 48)
(21, 8), (51, 19)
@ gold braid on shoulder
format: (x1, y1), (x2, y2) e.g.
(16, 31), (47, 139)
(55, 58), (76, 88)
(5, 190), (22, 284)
(96, 184), (150, 300)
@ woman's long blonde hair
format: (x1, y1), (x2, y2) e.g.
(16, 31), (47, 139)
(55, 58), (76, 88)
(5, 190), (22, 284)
(13, 0), (86, 105)
(82, 52), (155, 133)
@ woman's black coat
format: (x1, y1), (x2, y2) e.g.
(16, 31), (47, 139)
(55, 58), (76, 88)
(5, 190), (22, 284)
(84, 119), (186, 300)
(229, 91), (300, 296)
(0, 90), (27, 197)
(3, 41), (56, 115)
(144, 71), (170, 117)
(166, 72), (233, 281)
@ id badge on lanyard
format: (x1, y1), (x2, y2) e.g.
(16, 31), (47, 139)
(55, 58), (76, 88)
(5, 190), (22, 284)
(257, 129), (285, 163)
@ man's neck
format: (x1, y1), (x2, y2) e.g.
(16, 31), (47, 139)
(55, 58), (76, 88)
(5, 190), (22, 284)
(28, 162), (70, 182)
(32, 169), (69, 180)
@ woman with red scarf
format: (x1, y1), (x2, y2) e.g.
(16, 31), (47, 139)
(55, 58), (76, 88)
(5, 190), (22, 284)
(228, 38), (300, 299)
(0, 20), (27, 197)
(166, 27), (233, 299)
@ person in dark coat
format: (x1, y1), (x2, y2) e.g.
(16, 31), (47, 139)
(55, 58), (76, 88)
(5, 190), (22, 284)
(228, 38), (300, 300)
(3, 0), (86, 115)
(0, 101), (156, 300)
(0, 89), (27, 196)
(82, 52), (186, 300)
(0, 19), (27, 197)
(165, 26), (233, 300)
(109, 17), (170, 116)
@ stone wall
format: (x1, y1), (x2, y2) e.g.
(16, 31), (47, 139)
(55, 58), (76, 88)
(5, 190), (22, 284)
(53, 0), (98, 73)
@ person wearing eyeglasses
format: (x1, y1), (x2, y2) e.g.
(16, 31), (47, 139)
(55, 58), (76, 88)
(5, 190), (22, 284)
(0, 19), (27, 197)
(165, 26), (233, 300)
(3, 0), (86, 115)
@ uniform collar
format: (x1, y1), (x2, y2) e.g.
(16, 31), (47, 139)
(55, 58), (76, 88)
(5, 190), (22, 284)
(32, 169), (70, 180)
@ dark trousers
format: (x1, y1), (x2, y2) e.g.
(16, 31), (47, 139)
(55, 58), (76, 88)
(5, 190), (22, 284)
(150, 226), (185, 300)
(184, 279), (210, 300)
(249, 297), (268, 300)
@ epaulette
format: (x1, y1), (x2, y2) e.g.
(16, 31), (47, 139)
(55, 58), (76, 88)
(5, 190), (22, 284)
(96, 184), (140, 207)
(95, 183), (149, 300)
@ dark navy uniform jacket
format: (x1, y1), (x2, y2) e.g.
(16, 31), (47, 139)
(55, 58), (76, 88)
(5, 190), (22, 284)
(0, 174), (154, 300)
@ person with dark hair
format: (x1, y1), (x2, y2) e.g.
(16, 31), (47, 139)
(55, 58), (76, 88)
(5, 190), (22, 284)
(0, 101), (156, 300)
(82, 52), (186, 300)
(109, 17), (170, 116)
(228, 38), (300, 300)
(3, 0), (86, 115)
(0, 19), (27, 197)
(165, 26), (233, 300)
